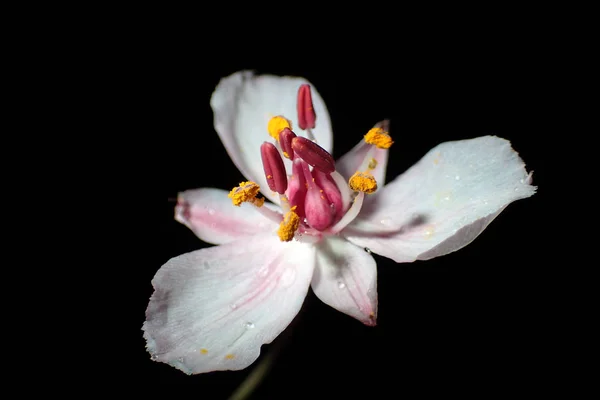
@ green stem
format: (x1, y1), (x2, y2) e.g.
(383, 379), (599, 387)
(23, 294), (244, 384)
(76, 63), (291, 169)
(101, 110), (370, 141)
(227, 349), (277, 400)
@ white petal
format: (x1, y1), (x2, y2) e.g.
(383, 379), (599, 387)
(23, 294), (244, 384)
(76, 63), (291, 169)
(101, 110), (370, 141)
(311, 237), (377, 326)
(211, 71), (333, 204)
(143, 235), (316, 374)
(175, 188), (280, 245)
(342, 136), (536, 262)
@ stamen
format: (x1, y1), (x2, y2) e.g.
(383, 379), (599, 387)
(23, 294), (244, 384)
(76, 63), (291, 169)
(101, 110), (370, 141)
(278, 206), (300, 242)
(297, 84), (316, 130)
(267, 116), (292, 141)
(228, 181), (265, 207)
(364, 127), (394, 149)
(291, 136), (335, 174)
(279, 128), (296, 160)
(261, 142), (288, 194)
(349, 172), (378, 194)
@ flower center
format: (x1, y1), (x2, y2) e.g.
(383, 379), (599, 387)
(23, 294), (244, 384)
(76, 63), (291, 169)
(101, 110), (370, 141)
(228, 84), (393, 242)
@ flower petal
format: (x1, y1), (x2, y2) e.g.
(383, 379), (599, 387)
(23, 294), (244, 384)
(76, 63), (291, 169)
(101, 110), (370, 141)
(311, 237), (377, 326)
(335, 119), (390, 185)
(175, 188), (280, 245)
(211, 71), (333, 203)
(342, 136), (536, 262)
(143, 235), (316, 374)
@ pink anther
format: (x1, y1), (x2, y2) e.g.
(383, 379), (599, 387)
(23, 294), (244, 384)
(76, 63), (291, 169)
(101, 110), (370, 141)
(297, 84), (316, 130)
(279, 128), (296, 159)
(260, 142), (288, 194)
(291, 136), (335, 174)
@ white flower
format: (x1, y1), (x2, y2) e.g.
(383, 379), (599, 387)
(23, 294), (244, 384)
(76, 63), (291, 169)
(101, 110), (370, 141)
(143, 71), (536, 374)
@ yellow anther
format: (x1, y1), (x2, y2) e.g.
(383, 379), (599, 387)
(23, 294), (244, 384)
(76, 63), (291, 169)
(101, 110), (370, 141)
(283, 151), (290, 159)
(267, 115), (292, 140)
(368, 157), (378, 170)
(364, 127), (393, 149)
(277, 206), (300, 242)
(228, 181), (264, 207)
(349, 171), (378, 194)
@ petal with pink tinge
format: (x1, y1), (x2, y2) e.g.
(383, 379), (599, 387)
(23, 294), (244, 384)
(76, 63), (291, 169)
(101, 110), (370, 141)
(143, 235), (316, 374)
(175, 188), (279, 245)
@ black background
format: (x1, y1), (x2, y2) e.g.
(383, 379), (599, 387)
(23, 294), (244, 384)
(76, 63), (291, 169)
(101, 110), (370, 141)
(125, 32), (552, 397)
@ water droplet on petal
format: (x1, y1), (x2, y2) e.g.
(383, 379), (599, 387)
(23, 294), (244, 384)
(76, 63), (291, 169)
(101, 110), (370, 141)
(338, 281), (346, 289)
(380, 218), (391, 226)
(520, 178), (524, 184)
(151, 354), (158, 361)
(455, 175), (460, 180)
(280, 267), (296, 288)
(245, 322), (255, 329)
(424, 227), (435, 238)
(364, 247), (372, 254)
(177, 357), (184, 363)
(208, 208), (215, 215)
(514, 187), (519, 191)
(230, 303), (237, 310)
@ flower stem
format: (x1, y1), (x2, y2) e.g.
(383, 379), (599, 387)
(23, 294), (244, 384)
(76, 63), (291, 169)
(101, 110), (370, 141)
(227, 302), (304, 400)
(227, 348), (277, 400)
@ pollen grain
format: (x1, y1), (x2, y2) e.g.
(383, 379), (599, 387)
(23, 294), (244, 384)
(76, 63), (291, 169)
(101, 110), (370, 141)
(278, 207), (300, 242)
(349, 172), (378, 194)
(228, 181), (264, 207)
(364, 127), (394, 149)
(267, 116), (292, 140)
